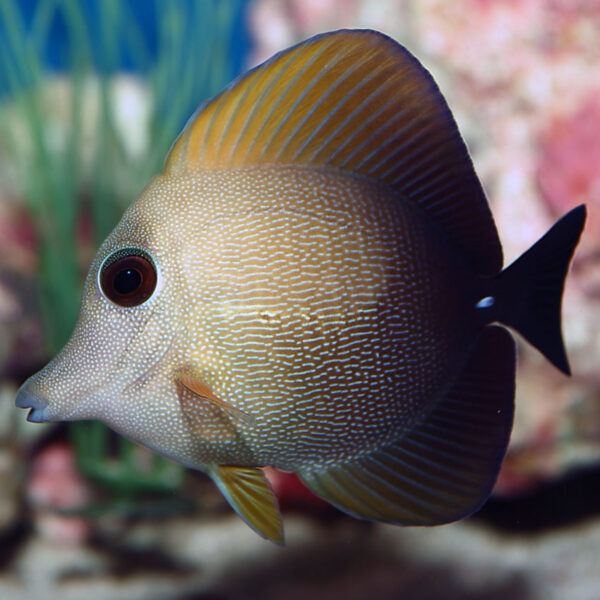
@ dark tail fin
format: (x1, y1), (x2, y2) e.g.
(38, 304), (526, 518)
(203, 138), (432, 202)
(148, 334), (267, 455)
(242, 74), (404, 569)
(491, 205), (586, 375)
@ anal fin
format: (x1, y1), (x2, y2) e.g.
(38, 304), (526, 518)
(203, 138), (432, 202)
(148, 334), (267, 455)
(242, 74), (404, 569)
(298, 326), (516, 525)
(212, 465), (284, 544)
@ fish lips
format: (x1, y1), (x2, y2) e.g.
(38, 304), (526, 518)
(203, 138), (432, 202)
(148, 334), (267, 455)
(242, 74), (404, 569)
(15, 384), (49, 423)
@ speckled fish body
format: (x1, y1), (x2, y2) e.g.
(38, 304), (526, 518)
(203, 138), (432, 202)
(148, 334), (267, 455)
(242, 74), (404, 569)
(16, 30), (586, 543)
(96, 166), (476, 468)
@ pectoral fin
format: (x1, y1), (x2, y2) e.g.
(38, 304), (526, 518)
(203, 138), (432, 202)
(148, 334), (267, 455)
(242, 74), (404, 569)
(176, 374), (255, 442)
(212, 465), (284, 544)
(177, 375), (256, 426)
(298, 325), (516, 525)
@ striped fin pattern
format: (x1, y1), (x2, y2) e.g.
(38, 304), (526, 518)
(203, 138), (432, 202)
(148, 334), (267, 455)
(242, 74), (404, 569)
(212, 465), (284, 544)
(165, 29), (502, 274)
(297, 326), (515, 525)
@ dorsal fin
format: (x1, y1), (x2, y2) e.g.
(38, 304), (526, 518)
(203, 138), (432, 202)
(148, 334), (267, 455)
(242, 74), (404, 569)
(165, 29), (502, 274)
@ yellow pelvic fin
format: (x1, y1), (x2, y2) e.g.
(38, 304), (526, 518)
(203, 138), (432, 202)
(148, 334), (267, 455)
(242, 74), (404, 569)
(164, 29), (502, 275)
(212, 465), (284, 544)
(298, 326), (516, 525)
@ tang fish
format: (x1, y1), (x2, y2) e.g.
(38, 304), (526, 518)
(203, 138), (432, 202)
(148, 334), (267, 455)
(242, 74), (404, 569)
(16, 30), (585, 543)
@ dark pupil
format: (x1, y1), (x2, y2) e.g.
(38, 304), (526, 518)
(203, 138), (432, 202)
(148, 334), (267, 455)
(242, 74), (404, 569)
(100, 250), (156, 307)
(114, 268), (142, 295)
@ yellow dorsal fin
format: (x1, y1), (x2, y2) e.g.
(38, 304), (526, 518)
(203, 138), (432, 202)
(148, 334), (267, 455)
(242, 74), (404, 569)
(164, 29), (502, 274)
(212, 465), (284, 544)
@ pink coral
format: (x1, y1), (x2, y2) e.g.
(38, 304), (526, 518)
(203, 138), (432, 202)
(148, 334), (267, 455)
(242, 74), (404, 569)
(264, 467), (326, 511)
(27, 442), (92, 544)
(27, 442), (90, 509)
(537, 93), (600, 241)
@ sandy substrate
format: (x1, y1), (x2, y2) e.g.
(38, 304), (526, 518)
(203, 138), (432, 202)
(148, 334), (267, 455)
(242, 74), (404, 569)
(2, 512), (599, 600)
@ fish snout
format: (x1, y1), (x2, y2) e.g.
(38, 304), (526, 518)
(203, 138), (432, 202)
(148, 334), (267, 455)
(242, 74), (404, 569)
(15, 384), (49, 423)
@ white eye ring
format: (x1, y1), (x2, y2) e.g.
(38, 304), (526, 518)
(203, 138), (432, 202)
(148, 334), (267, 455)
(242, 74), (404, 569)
(98, 247), (159, 307)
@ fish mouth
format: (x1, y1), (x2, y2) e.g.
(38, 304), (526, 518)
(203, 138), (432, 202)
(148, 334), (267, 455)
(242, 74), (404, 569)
(15, 385), (49, 423)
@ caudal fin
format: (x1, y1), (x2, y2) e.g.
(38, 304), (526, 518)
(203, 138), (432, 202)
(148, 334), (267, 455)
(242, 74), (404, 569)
(491, 205), (586, 375)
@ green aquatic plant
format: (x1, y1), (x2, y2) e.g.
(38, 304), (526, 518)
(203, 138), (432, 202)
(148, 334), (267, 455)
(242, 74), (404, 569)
(0, 0), (245, 496)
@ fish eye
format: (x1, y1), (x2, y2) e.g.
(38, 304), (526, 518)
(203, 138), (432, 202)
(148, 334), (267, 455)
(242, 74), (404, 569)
(99, 248), (157, 307)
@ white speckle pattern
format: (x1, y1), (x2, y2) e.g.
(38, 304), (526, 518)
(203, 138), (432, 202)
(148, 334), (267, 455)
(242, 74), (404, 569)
(21, 163), (481, 472)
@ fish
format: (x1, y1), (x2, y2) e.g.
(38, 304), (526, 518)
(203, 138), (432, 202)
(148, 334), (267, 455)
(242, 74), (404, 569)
(15, 29), (586, 544)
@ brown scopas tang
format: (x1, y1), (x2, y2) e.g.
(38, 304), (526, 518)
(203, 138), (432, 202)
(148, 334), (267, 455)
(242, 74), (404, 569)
(16, 30), (586, 543)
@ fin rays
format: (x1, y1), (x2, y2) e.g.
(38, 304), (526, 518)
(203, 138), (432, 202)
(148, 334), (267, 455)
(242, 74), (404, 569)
(334, 93), (403, 167)
(283, 49), (372, 161)
(311, 76), (398, 164)
(261, 39), (343, 161)
(212, 465), (284, 544)
(231, 45), (308, 163)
